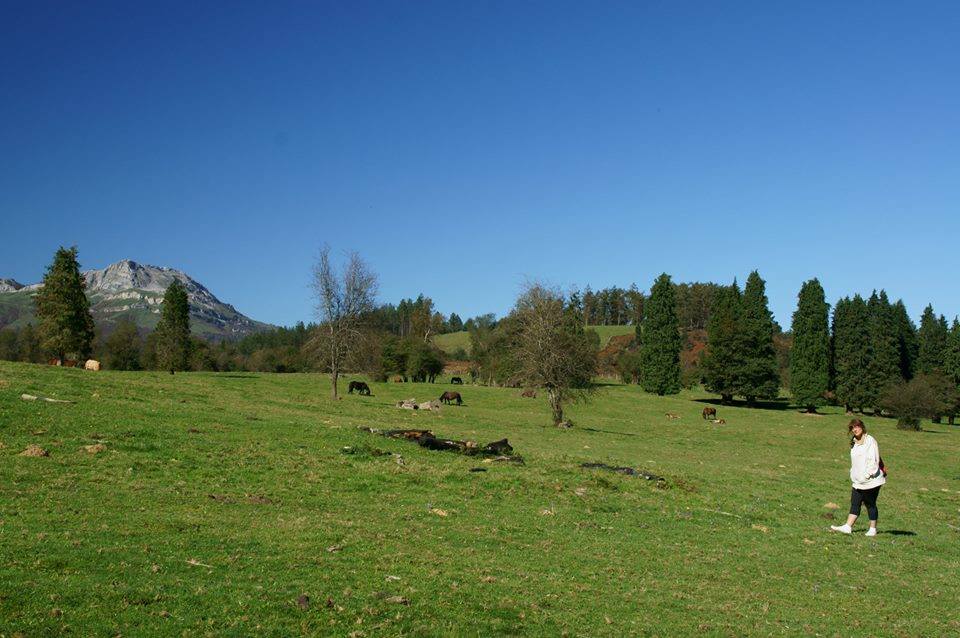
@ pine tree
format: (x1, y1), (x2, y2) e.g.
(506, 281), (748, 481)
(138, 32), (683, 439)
(917, 304), (948, 375)
(864, 291), (901, 412)
(638, 273), (681, 395)
(702, 281), (744, 404)
(790, 279), (830, 412)
(832, 296), (872, 412)
(34, 246), (95, 361)
(739, 271), (780, 402)
(892, 300), (918, 380)
(154, 280), (192, 374)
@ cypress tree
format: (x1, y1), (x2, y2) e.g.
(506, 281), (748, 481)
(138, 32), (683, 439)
(702, 281), (744, 404)
(832, 296), (872, 412)
(638, 273), (681, 395)
(864, 291), (901, 412)
(790, 279), (830, 412)
(892, 300), (918, 380)
(917, 304), (948, 375)
(154, 280), (192, 374)
(739, 271), (780, 402)
(34, 246), (95, 361)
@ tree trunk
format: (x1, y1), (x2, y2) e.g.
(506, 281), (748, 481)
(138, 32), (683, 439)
(721, 393), (733, 405)
(548, 389), (563, 425)
(331, 362), (339, 399)
(949, 415), (955, 425)
(932, 415), (942, 424)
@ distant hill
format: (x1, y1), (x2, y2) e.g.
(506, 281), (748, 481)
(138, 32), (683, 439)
(0, 260), (273, 340)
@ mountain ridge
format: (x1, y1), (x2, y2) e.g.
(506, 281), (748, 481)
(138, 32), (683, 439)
(0, 260), (273, 340)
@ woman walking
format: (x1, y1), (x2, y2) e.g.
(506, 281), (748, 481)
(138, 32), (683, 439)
(831, 419), (885, 536)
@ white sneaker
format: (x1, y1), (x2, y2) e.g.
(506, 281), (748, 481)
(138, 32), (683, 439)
(830, 524), (852, 534)
(865, 528), (877, 537)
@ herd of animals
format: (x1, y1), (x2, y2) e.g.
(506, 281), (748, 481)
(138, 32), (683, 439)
(41, 360), (726, 423)
(348, 377), (728, 423)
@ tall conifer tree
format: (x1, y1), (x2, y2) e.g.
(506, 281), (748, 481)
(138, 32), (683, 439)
(34, 246), (95, 361)
(702, 281), (744, 403)
(739, 271), (780, 402)
(864, 291), (901, 411)
(892, 300), (918, 380)
(790, 279), (830, 412)
(638, 273), (681, 395)
(832, 296), (871, 412)
(154, 280), (192, 374)
(917, 304), (948, 375)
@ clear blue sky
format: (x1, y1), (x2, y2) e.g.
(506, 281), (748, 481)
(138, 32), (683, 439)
(2, 1), (958, 328)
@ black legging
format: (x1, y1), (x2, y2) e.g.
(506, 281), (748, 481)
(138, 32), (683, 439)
(850, 486), (881, 521)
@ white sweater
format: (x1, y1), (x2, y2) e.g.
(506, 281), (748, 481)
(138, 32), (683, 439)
(850, 434), (886, 489)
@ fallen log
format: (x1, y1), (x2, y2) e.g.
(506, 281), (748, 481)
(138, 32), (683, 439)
(359, 427), (523, 463)
(581, 462), (666, 484)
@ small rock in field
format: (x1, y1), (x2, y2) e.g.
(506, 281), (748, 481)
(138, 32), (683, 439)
(429, 508), (449, 517)
(50, 608), (63, 618)
(20, 445), (49, 457)
(297, 594), (310, 610)
(751, 524), (769, 533)
(823, 502), (840, 509)
(326, 545), (343, 553)
(83, 444), (106, 454)
(151, 564), (161, 573)
(385, 596), (409, 605)
(385, 575), (401, 582)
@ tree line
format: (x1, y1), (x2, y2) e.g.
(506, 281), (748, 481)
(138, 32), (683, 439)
(5, 247), (959, 429)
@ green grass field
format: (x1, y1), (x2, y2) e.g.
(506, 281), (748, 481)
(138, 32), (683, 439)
(1, 361), (958, 636)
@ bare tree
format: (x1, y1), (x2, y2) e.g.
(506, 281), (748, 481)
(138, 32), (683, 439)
(309, 246), (378, 399)
(512, 283), (599, 426)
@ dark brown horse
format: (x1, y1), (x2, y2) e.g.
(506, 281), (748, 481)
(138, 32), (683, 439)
(702, 407), (717, 420)
(348, 381), (371, 395)
(520, 389), (537, 398)
(439, 391), (462, 406)
(450, 376), (463, 385)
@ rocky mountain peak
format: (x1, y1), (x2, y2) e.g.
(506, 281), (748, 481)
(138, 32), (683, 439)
(0, 260), (272, 340)
(0, 278), (24, 293)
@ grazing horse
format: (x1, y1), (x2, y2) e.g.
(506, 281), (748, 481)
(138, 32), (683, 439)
(348, 381), (371, 395)
(702, 407), (717, 420)
(520, 389), (537, 398)
(439, 391), (462, 406)
(450, 376), (463, 385)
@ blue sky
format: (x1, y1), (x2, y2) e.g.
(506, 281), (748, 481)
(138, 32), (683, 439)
(2, 1), (958, 328)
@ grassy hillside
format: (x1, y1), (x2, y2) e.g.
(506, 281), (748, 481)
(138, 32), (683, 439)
(433, 325), (635, 356)
(587, 324), (635, 346)
(1, 362), (958, 636)
(432, 330), (471, 356)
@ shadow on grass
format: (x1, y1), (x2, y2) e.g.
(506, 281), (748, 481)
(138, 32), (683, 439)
(582, 427), (638, 437)
(883, 530), (916, 536)
(693, 397), (793, 411)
